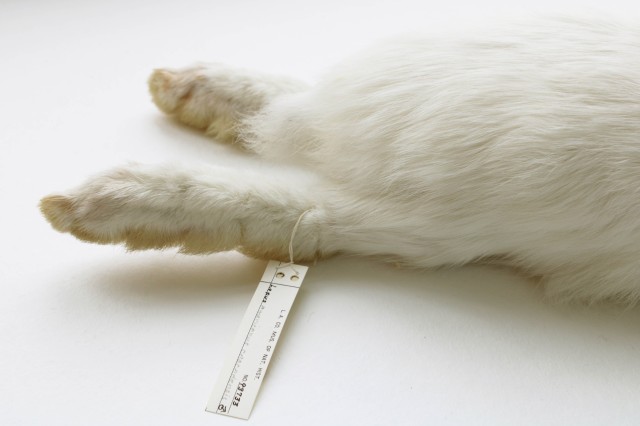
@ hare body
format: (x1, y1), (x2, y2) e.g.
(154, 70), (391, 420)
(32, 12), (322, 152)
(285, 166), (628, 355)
(42, 19), (640, 303)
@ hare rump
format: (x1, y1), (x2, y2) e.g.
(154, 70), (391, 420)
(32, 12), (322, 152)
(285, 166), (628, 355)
(41, 19), (640, 304)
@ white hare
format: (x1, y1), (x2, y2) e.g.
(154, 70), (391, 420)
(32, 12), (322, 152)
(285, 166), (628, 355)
(41, 19), (640, 304)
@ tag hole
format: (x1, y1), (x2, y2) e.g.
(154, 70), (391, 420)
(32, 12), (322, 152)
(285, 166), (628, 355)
(290, 275), (299, 281)
(276, 272), (285, 278)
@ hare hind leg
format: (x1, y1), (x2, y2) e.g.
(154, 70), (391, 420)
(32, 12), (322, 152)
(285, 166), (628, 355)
(148, 64), (309, 143)
(39, 163), (333, 262)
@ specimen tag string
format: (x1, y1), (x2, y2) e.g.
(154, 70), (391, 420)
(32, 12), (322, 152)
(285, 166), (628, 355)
(278, 209), (312, 274)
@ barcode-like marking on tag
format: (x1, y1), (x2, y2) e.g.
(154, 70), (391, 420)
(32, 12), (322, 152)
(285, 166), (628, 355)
(205, 260), (308, 420)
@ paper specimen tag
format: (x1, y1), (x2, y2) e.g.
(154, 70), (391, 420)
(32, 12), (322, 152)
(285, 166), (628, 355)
(206, 260), (308, 419)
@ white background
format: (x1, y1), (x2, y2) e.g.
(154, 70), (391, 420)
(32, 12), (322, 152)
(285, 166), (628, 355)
(3, 0), (640, 425)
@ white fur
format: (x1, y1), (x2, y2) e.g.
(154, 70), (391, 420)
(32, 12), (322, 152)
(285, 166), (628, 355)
(41, 18), (640, 304)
